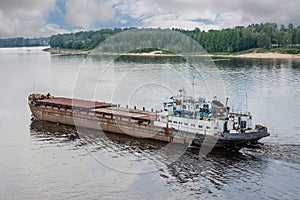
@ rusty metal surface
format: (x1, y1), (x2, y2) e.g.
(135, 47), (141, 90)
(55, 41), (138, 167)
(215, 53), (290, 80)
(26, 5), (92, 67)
(29, 104), (171, 143)
(93, 107), (158, 121)
(37, 97), (113, 109)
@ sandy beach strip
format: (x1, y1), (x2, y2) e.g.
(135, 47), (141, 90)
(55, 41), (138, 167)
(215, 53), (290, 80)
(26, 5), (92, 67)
(235, 52), (300, 59)
(44, 48), (300, 59)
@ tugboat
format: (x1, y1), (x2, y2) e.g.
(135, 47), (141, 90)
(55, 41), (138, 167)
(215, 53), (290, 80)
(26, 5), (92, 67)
(154, 89), (269, 147)
(28, 90), (269, 148)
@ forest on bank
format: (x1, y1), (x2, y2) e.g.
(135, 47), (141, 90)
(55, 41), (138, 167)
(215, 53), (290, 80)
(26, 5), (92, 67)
(49, 23), (300, 54)
(0, 37), (49, 48)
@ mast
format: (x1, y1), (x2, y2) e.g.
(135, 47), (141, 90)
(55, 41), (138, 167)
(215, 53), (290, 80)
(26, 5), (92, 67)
(225, 97), (229, 107)
(225, 97), (229, 114)
(246, 93), (248, 114)
(192, 74), (195, 93)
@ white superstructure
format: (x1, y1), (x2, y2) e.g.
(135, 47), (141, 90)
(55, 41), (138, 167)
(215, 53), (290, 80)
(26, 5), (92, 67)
(154, 89), (253, 137)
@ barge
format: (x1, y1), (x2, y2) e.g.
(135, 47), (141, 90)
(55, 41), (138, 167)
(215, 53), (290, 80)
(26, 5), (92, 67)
(28, 91), (270, 147)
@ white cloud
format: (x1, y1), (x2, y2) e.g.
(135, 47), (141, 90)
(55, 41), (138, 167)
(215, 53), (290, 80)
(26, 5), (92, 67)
(0, 0), (67, 38)
(157, 0), (300, 27)
(116, 0), (160, 20)
(0, 0), (56, 15)
(1, 0), (299, 38)
(116, 0), (300, 30)
(142, 14), (219, 30)
(119, 19), (128, 24)
(64, 0), (115, 29)
(38, 24), (72, 36)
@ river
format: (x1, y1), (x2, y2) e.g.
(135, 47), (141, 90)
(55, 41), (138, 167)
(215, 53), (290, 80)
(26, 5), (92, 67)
(0, 47), (299, 199)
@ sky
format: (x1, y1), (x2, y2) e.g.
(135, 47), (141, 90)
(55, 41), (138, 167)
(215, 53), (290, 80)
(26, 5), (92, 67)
(0, 0), (300, 38)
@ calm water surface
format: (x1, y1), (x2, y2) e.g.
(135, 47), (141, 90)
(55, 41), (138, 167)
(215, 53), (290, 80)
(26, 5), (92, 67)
(0, 47), (299, 199)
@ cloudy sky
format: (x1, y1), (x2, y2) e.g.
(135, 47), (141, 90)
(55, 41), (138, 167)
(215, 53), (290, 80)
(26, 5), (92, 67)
(0, 0), (300, 38)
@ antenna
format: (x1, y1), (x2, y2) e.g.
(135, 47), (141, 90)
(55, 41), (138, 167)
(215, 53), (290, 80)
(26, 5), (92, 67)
(225, 97), (229, 113)
(192, 74), (195, 92)
(246, 93), (248, 114)
(225, 97), (229, 108)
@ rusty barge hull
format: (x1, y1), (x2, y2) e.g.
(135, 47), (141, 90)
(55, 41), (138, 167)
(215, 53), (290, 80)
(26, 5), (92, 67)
(29, 102), (200, 145)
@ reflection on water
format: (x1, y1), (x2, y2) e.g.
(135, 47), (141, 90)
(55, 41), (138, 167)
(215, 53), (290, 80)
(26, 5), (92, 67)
(30, 119), (165, 151)
(30, 119), (300, 199)
(115, 55), (187, 63)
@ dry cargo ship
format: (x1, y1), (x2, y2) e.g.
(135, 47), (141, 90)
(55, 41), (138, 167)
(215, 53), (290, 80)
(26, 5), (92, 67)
(28, 90), (270, 147)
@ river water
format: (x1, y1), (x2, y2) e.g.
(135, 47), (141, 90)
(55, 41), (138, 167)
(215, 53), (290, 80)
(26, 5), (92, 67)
(0, 47), (300, 199)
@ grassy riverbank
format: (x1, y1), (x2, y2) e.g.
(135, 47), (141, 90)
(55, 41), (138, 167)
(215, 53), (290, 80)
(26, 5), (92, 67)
(43, 48), (90, 55)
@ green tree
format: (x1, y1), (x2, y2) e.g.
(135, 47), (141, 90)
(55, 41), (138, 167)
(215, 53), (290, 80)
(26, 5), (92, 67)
(257, 33), (271, 49)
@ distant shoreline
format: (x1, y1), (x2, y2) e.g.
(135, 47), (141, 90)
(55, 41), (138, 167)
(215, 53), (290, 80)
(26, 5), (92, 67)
(43, 48), (300, 59)
(43, 48), (89, 55)
(214, 52), (300, 59)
